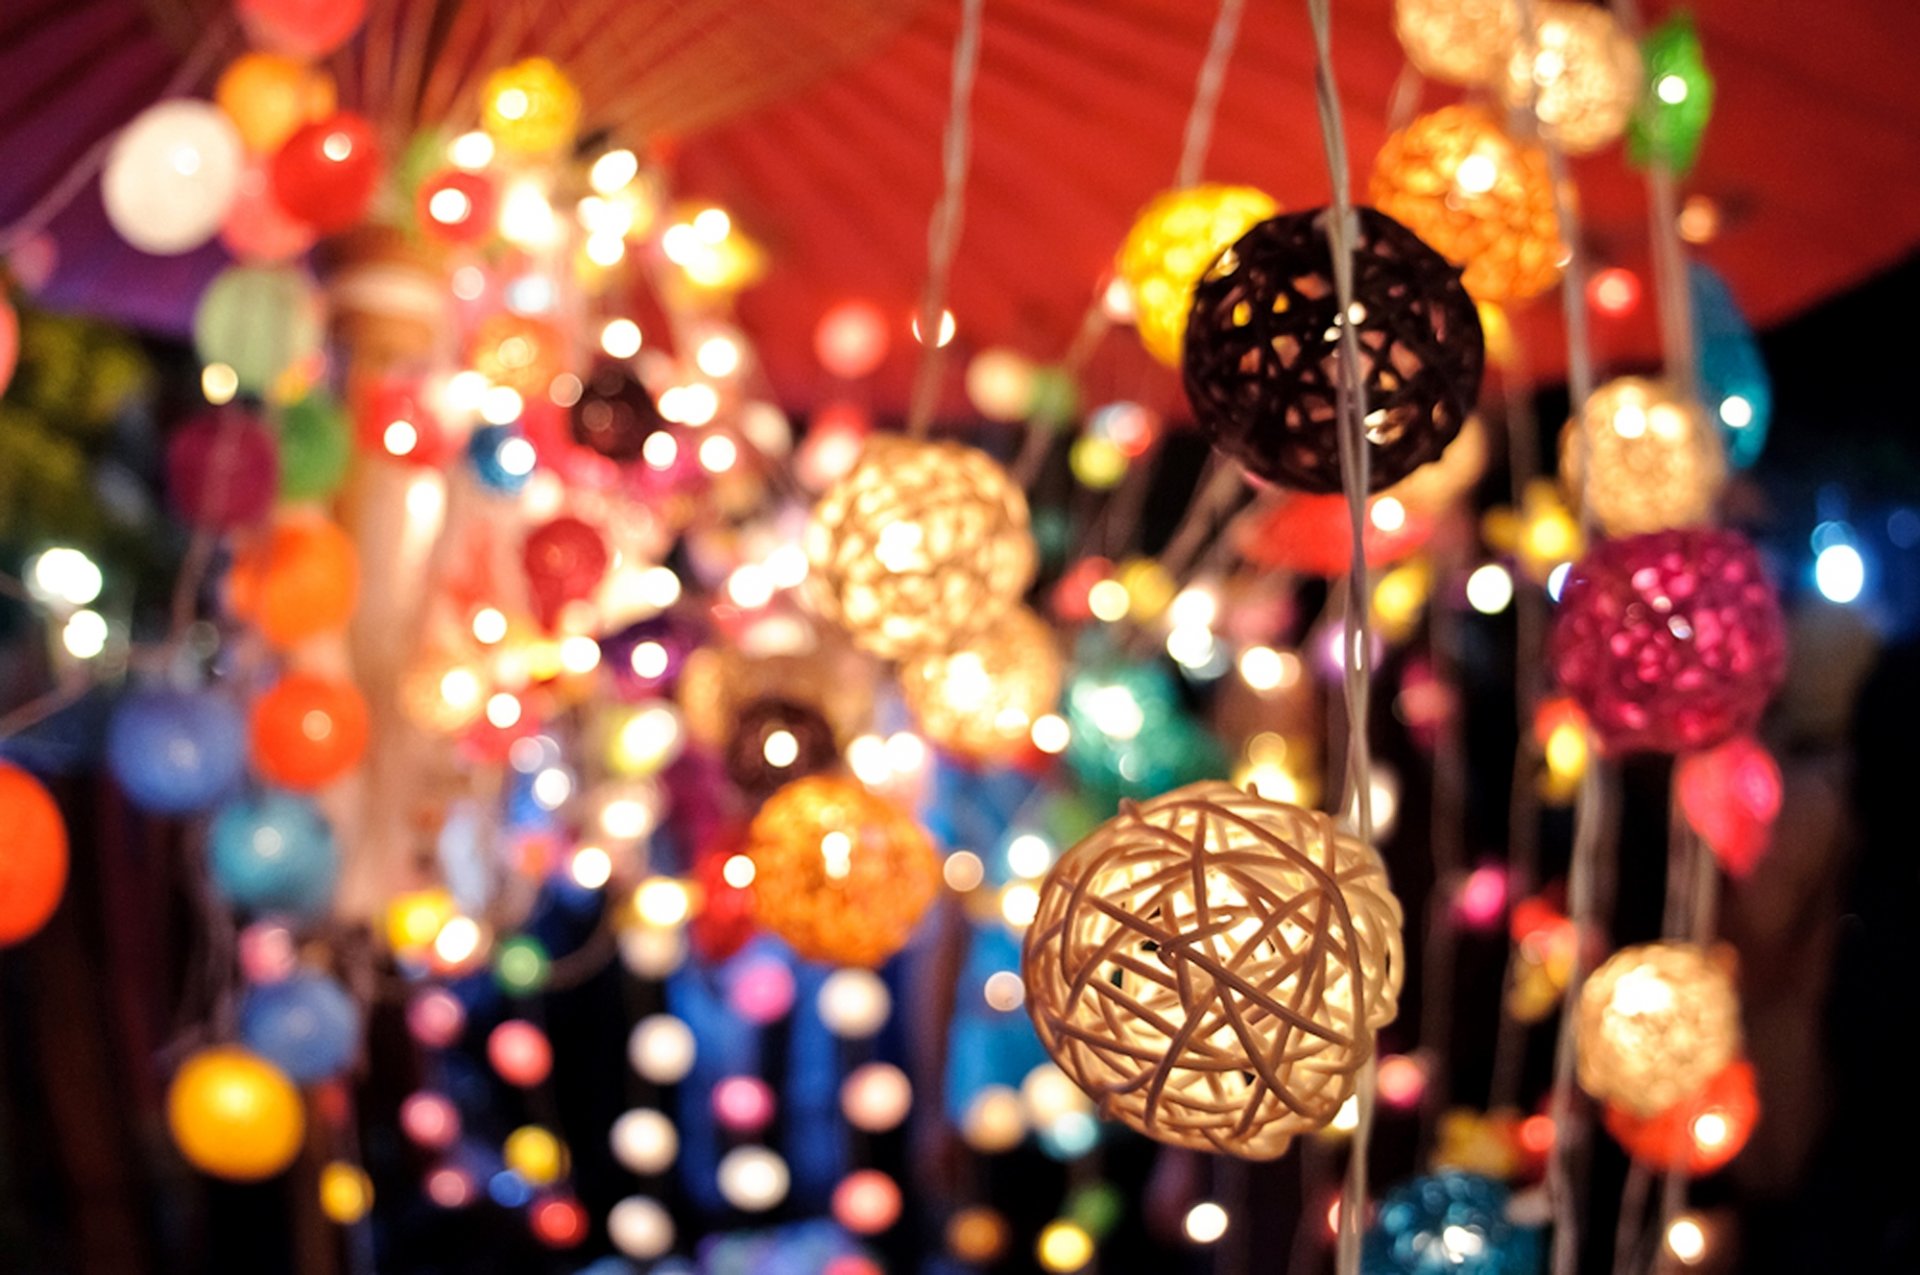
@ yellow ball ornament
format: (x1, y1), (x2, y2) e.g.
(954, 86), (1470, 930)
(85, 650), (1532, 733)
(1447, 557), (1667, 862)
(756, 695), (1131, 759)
(167, 1047), (305, 1182)
(1370, 104), (1564, 305)
(215, 53), (337, 155)
(1576, 942), (1740, 1117)
(503, 1125), (569, 1186)
(319, 1161), (374, 1224)
(806, 436), (1036, 661)
(482, 57), (583, 155)
(1503, 1), (1643, 156)
(1560, 377), (1724, 536)
(1023, 781), (1404, 1159)
(746, 775), (940, 967)
(1393, 0), (1521, 87)
(899, 607), (1063, 760)
(1115, 184), (1279, 366)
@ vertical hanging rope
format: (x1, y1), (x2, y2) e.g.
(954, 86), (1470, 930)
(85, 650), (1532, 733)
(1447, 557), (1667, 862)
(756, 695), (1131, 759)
(1302, 3), (1379, 1273)
(1175, 0), (1249, 189)
(905, 0), (988, 439)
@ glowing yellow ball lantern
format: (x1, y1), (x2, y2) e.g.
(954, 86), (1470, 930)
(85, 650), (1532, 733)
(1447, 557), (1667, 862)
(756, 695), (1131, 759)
(503, 1125), (569, 1186)
(1115, 184), (1279, 365)
(806, 436), (1036, 661)
(1370, 105), (1563, 305)
(746, 775), (940, 968)
(167, 1047), (305, 1181)
(1393, 0), (1521, 87)
(1023, 781), (1404, 1159)
(1504, 1), (1643, 156)
(482, 57), (582, 155)
(1559, 377), (1724, 536)
(215, 53), (337, 155)
(899, 606), (1062, 760)
(1576, 941), (1740, 1118)
(319, 1161), (374, 1224)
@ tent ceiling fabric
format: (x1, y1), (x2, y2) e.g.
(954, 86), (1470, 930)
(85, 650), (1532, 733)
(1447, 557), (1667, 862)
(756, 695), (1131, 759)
(4, 0), (1918, 418)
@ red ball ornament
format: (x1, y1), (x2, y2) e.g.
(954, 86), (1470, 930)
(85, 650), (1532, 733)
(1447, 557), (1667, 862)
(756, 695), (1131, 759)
(221, 161), (317, 264)
(1549, 529), (1786, 754)
(1676, 735), (1782, 878)
(488, 1019), (552, 1087)
(522, 517), (609, 630)
(814, 300), (891, 379)
(0, 763), (67, 946)
(1236, 492), (1432, 577)
(354, 376), (447, 465)
(417, 170), (496, 246)
(1603, 1059), (1758, 1174)
(530, 1196), (588, 1248)
(166, 410), (280, 530)
(831, 1170), (903, 1236)
(239, 0), (367, 57)
(689, 839), (756, 964)
(250, 672), (370, 790)
(272, 114), (382, 236)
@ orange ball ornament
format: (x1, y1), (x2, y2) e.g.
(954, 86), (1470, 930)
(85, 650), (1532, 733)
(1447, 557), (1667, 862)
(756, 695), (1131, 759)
(1604, 1059), (1758, 1175)
(470, 313), (566, 398)
(228, 517), (359, 647)
(0, 764), (68, 946)
(251, 673), (369, 789)
(746, 776), (939, 968)
(215, 53), (338, 155)
(167, 1046), (306, 1181)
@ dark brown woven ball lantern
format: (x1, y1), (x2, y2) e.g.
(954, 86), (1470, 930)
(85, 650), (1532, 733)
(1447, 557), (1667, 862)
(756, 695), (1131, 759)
(571, 363), (665, 462)
(1182, 206), (1484, 494)
(724, 695), (840, 797)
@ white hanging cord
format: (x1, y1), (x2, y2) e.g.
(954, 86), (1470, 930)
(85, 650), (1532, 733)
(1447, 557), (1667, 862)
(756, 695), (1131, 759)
(905, 0), (988, 438)
(1302, 3), (1379, 1273)
(1176, 0), (1249, 189)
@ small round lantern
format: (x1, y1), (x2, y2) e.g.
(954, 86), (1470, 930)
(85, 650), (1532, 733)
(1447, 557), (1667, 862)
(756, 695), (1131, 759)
(272, 113), (383, 235)
(250, 672), (370, 790)
(1393, 0), (1521, 87)
(239, 970), (361, 1082)
(228, 516), (359, 647)
(1114, 185), (1280, 366)
(1690, 263), (1771, 469)
(194, 265), (324, 396)
(417, 169), (497, 246)
(1503, 1), (1642, 156)
(167, 1047), (305, 1181)
(223, 161), (319, 265)
(1560, 377), (1724, 536)
(1676, 735), (1781, 879)
(1370, 105), (1563, 305)
(523, 516), (609, 630)
(166, 410), (280, 530)
(481, 57), (582, 155)
(746, 775), (940, 967)
(471, 313), (566, 399)
(209, 792), (339, 917)
(1183, 207), (1484, 494)
(724, 696), (840, 797)
(102, 101), (244, 256)
(238, 0), (366, 58)
(107, 688), (248, 815)
(0, 764), (67, 946)
(1575, 941), (1741, 1118)
(806, 436), (1036, 660)
(1362, 1172), (1539, 1275)
(571, 363), (665, 461)
(1023, 781), (1404, 1158)
(1629, 14), (1715, 176)
(275, 391), (351, 501)
(1604, 1058), (1757, 1174)
(215, 53), (338, 155)
(1549, 528), (1784, 754)
(898, 606), (1062, 760)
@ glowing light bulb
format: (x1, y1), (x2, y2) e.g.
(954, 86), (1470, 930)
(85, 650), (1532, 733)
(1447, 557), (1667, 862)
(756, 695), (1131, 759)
(590, 149), (639, 194)
(62, 610), (109, 659)
(1466, 563), (1515, 614)
(1814, 542), (1865, 603)
(1666, 1216), (1707, 1265)
(202, 362), (239, 404)
(1183, 1202), (1229, 1245)
(911, 308), (957, 348)
(600, 318), (643, 359)
(695, 335), (741, 378)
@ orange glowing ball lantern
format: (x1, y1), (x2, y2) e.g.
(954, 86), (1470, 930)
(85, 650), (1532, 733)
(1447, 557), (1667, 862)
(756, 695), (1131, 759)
(1236, 493), (1433, 578)
(251, 673), (370, 790)
(1, 764), (68, 946)
(745, 775), (940, 968)
(1393, 0), (1520, 87)
(482, 58), (582, 155)
(815, 301), (891, 379)
(1560, 377), (1725, 537)
(1370, 104), (1564, 305)
(898, 607), (1062, 761)
(166, 1046), (306, 1181)
(1677, 736), (1782, 879)
(1576, 942), (1741, 1117)
(1604, 1059), (1757, 1174)
(228, 516), (359, 648)
(215, 53), (337, 155)
(471, 313), (567, 398)
(1114, 184), (1280, 366)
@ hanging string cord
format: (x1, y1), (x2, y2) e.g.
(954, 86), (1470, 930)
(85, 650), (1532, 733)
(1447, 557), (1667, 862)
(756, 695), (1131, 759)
(1176, 0), (1248, 188)
(905, 0), (988, 438)
(1303, 3), (1377, 1273)
(0, 15), (236, 258)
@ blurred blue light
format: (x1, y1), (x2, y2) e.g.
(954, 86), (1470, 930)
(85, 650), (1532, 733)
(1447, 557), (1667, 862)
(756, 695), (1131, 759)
(1815, 543), (1866, 604)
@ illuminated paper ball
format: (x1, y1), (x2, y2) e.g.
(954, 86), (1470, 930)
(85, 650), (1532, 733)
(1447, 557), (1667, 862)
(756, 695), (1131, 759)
(1676, 735), (1781, 878)
(166, 1047), (305, 1181)
(107, 687), (247, 814)
(746, 775), (939, 967)
(1183, 207), (1483, 494)
(0, 763), (67, 947)
(523, 515), (609, 629)
(417, 169), (497, 245)
(250, 672), (369, 790)
(194, 265), (324, 396)
(1115, 185), (1280, 366)
(1560, 377), (1724, 536)
(471, 312), (567, 398)
(610, 1109), (678, 1175)
(609, 1196), (675, 1260)
(1393, 0), (1520, 86)
(103, 100), (244, 256)
(1604, 1058), (1756, 1174)
(899, 606), (1062, 760)
(1023, 781), (1404, 1159)
(818, 968), (892, 1038)
(276, 392), (350, 501)
(1690, 263), (1771, 469)
(215, 53), (337, 155)
(1503, 1), (1642, 156)
(1362, 1172), (1539, 1274)
(1628, 14), (1714, 176)
(239, 970), (360, 1082)
(716, 1146), (789, 1212)
(209, 792), (338, 917)
(832, 1170), (902, 1235)
(272, 113), (383, 235)
(1370, 105), (1562, 305)
(239, 0), (366, 57)
(1549, 528), (1785, 754)
(319, 1161), (373, 1224)
(1576, 942), (1740, 1117)
(482, 57), (582, 155)
(228, 516), (359, 647)
(724, 696), (839, 796)
(806, 436), (1036, 660)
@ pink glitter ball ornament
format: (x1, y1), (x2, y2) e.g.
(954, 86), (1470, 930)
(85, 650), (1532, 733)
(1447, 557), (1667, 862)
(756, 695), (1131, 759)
(1549, 529), (1786, 754)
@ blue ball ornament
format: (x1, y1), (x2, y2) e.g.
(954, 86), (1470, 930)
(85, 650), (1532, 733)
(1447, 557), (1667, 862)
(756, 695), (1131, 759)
(209, 791), (339, 917)
(1363, 1172), (1540, 1275)
(1063, 660), (1225, 802)
(239, 970), (361, 1082)
(1689, 263), (1771, 469)
(467, 424), (536, 493)
(106, 687), (246, 814)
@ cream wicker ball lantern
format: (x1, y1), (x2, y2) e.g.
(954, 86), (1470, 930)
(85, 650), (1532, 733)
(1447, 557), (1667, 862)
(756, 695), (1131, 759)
(1560, 376), (1725, 536)
(1576, 941), (1741, 1118)
(898, 606), (1062, 760)
(1503, 0), (1643, 156)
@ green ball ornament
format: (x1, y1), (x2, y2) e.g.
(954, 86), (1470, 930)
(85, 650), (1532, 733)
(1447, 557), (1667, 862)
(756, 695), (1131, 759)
(193, 265), (323, 395)
(276, 391), (351, 501)
(1629, 14), (1714, 175)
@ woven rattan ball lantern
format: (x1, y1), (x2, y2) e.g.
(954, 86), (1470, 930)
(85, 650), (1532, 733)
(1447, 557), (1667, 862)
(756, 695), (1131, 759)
(1115, 185), (1280, 366)
(1023, 781), (1404, 1159)
(1503, 1), (1643, 156)
(1576, 942), (1740, 1118)
(746, 775), (940, 967)
(1549, 528), (1786, 755)
(899, 606), (1062, 760)
(806, 436), (1036, 660)
(1369, 105), (1564, 306)
(1560, 377), (1724, 536)
(1183, 207), (1484, 495)
(1393, 0), (1520, 87)
(724, 696), (840, 797)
